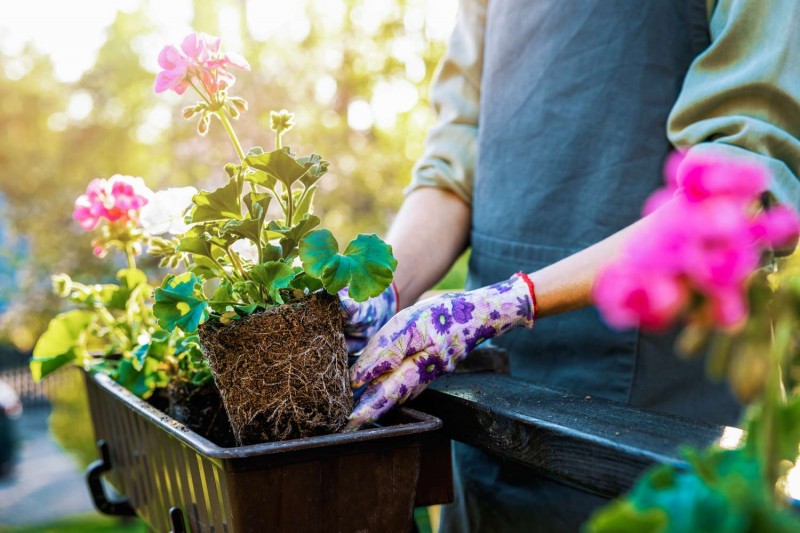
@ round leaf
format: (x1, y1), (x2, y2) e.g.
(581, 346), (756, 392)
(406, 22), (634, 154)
(299, 230), (396, 302)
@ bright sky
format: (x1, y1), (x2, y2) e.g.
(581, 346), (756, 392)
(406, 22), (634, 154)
(0, 0), (456, 83)
(0, 0), (457, 138)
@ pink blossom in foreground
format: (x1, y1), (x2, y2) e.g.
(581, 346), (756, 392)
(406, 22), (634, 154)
(593, 262), (689, 330)
(595, 152), (800, 330)
(154, 32), (250, 97)
(73, 175), (152, 231)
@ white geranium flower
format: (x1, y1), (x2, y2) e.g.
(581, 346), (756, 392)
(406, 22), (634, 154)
(140, 186), (198, 235)
(231, 239), (259, 264)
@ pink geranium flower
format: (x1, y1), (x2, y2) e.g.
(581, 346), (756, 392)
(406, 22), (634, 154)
(595, 150), (799, 331)
(155, 45), (191, 95)
(593, 262), (689, 330)
(73, 175), (152, 231)
(154, 32), (250, 98)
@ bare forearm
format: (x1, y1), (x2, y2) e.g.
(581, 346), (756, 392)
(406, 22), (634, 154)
(387, 187), (471, 309)
(530, 215), (653, 318)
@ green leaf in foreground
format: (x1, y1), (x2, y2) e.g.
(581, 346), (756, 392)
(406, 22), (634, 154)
(190, 177), (242, 223)
(31, 310), (95, 381)
(299, 230), (396, 302)
(245, 148), (307, 188)
(153, 273), (209, 333)
(251, 261), (296, 304)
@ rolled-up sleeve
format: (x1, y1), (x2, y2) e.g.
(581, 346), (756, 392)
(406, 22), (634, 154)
(668, 0), (800, 208)
(406, 0), (487, 205)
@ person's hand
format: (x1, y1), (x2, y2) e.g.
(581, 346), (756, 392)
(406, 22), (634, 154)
(339, 282), (399, 354)
(346, 273), (536, 429)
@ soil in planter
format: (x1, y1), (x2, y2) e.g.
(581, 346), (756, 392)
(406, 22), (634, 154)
(200, 291), (353, 445)
(167, 380), (237, 447)
(147, 387), (170, 412)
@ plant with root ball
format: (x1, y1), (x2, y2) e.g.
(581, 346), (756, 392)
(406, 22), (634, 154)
(151, 34), (396, 334)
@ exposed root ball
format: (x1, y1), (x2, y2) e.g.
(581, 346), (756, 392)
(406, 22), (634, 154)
(200, 291), (353, 445)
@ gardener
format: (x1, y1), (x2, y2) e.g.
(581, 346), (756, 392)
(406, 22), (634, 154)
(342, 0), (800, 530)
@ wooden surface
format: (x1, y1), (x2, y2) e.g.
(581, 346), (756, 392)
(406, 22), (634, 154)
(412, 372), (739, 497)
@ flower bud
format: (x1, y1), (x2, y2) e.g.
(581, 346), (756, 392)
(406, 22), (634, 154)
(197, 114), (211, 136)
(230, 97), (248, 113)
(182, 106), (198, 119)
(270, 109), (295, 133)
(51, 273), (73, 298)
(91, 239), (108, 258)
(227, 103), (240, 120)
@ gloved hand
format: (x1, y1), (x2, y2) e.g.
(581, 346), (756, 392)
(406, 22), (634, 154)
(339, 282), (399, 354)
(346, 272), (536, 429)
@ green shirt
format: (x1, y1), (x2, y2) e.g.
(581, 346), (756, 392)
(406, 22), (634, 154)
(410, 0), (800, 208)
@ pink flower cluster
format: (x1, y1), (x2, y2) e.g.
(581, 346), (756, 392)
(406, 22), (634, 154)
(155, 32), (250, 97)
(594, 152), (800, 330)
(73, 175), (152, 231)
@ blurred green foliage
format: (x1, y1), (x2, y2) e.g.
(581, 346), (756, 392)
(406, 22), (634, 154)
(0, 0), (462, 351)
(47, 368), (96, 469)
(1, 514), (147, 533)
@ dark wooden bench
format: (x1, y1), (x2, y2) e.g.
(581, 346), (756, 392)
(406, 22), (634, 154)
(411, 349), (739, 498)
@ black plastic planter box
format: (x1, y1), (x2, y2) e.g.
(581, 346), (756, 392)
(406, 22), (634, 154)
(84, 372), (450, 532)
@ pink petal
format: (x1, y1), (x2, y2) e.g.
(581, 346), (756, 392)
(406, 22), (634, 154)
(181, 32), (205, 60)
(155, 70), (187, 93)
(200, 33), (221, 54)
(224, 51), (250, 71)
(752, 206), (800, 249)
(157, 45), (186, 70)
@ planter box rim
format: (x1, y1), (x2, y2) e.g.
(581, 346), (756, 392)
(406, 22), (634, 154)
(90, 371), (441, 460)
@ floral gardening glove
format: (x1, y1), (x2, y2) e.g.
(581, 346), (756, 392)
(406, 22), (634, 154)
(339, 282), (399, 354)
(346, 273), (536, 429)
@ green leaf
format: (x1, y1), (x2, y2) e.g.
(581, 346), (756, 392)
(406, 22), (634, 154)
(293, 185), (317, 223)
(267, 214), (321, 242)
(31, 310), (95, 381)
(290, 272), (323, 294)
(190, 177), (242, 223)
(244, 191), (271, 220)
(222, 218), (261, 245)
(299, 230), (397, 301)
(586, 500), (666, 533)
(245, 148), (307, 188)
(296, 154), (329, 188)
(178, 226), (216, 260)
(210, 280), (235, 313)
(114, 357), (167, 399)
(251, 261), (295, 304)
(153, 273), (209, 333)
(244, 169), (277, 190)
(262, 243), (283, 262)
(107, 268), (150, 309)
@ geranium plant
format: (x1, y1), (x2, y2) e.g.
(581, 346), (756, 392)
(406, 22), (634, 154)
(588, 152), (800, 531)
(31, 175), (211, 400)
(151, 33), (396, 333)
(149, 32), (396, 444)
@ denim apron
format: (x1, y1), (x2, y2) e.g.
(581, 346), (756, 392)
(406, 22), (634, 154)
(441, 1), (742, 531)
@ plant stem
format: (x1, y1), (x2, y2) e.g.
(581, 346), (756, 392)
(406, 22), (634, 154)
(286, 187), (294, 227)
(188, 79), (213, 107)
(764, 315), (791, 487)
(124, 243), (137, 271)
(217, 109), (246, 163)
(226, 246), (250, 280)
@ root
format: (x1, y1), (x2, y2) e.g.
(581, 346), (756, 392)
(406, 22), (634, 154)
(200, 291), (353, 445)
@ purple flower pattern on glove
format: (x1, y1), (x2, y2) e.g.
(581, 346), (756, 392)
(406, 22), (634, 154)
(346, 274), (535, 429)
(339, 283), (398, 354)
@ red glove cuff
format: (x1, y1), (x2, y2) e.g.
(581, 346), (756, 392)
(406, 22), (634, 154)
(515, 271), (538, 318)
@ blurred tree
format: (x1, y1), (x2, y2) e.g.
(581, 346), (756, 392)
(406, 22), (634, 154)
(0, 0), (459, 349)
